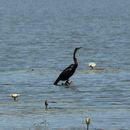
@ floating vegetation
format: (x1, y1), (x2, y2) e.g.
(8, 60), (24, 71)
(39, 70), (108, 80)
(121, 80), (130, 82)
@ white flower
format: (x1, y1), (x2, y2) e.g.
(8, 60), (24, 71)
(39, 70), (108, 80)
(10, 94), (20, 100)
(88, 62), (96, 69)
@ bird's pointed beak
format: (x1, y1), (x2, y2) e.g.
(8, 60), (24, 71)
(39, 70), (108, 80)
(77, 47), (83, 50)
(77, 47), (83, 49)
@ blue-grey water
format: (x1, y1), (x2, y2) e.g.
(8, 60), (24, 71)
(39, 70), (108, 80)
(0, 0), (130, 129)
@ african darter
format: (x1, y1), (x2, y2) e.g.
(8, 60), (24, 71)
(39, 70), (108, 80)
(54, 47), (82, 85)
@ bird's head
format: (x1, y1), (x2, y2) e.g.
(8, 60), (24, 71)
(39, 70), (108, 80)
(74, 47), (82, 55)
(75, 47), (82, 52)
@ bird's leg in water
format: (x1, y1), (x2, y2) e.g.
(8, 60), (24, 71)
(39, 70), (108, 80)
(65, 80), (73, 86)
(61, 80), (72, 86)
(66, 80), (69, 84)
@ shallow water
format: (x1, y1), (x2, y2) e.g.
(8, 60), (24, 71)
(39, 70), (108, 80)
(0, 0), (130, 129)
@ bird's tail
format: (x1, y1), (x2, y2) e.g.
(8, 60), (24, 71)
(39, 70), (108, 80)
(54, 78), (60, 85)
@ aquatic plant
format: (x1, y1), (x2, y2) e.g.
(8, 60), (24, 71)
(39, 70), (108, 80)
(88, 62), (96, 69)
(10, 93), (20, 101)
(85, 118), (91, 130)
(45, 100), (48, 109)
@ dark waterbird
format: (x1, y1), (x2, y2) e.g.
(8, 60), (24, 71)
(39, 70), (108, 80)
(54, 47), (82, 85)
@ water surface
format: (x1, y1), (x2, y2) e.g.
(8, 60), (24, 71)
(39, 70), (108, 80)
(0, 0), (130, 129)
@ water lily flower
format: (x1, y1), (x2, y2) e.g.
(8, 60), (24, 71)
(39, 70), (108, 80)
(10, 94), (20, 101)
(88, 62), (96, 69)
(85, 118), (91, 130)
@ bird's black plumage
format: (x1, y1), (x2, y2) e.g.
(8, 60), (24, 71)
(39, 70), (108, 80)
(54, 47), (82, 85)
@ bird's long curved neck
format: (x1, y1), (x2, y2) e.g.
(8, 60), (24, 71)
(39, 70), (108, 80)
(73, 49), (78, 65)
